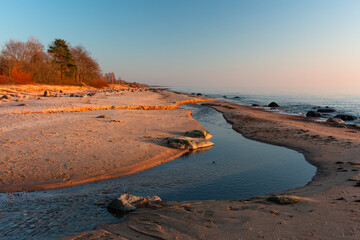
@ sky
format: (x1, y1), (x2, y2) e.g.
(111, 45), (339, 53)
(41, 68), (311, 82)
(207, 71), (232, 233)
(1, 0), (360, 94)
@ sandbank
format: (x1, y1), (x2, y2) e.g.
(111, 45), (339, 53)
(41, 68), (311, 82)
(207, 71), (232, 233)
(0, 86), (218, 192)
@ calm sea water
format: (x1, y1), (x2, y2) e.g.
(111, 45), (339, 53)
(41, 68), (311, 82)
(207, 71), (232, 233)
(171, 87), (360, 124)
(0, 103), (315, 239)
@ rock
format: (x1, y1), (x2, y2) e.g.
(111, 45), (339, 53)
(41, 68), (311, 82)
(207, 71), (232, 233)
(18, 103), (28, 106)
(233, 96), (240, 99)
(1, 95), (10, 100)
(43, 91), (50, 97)
(222, 95), (227, 99)
(326, 118), (345, 124)
(267, 195), (300, 205)
(334, 114), (357, 121)
(184, 130), (212, 140)
(196, 93), (202, 96)
(306, 111), (322, 118)
(251, 104), (260, 107)
(96, 115), (107, 118)
(268, 102), (279, 108)
(167, 136), (214, 150)
(59, 90), (63, 93)
(69, 93), (75, 97)
(317, 108), (335, 113)
(107, 194), (161, 212)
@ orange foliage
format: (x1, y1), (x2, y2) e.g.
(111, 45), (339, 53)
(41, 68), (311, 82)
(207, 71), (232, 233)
(0, 75), (10, 85)
(9, 65), (34, 84)
(88, 79), (109, 88)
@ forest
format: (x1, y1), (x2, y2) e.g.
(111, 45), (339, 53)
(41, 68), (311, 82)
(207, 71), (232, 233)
(0, 37), (108, 88)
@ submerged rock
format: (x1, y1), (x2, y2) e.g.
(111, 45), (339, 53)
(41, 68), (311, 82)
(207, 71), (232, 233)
(306, 111), (322, 118)
(107, 194), (161, 212)
(167, 136), (214, 150)
(268, 102), (279, 108)
(334, 114), (357, 121)
(184, 130), (212, 140)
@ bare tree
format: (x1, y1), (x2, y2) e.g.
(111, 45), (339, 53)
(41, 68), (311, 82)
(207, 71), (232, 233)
(71, 45), (101, 85)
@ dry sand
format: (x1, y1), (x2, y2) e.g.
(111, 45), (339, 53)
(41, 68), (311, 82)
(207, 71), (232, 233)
(65, 101), (360, 239)
(0, 86), (217, 192)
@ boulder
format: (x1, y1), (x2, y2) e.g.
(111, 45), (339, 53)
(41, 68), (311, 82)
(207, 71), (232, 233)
(268, 102), (279, 108)
(107, 194), (161, 212)
(317, 108), (335, 113)
(251, 104), (260, 107)
(167, 136), (214, 150)
(334, 114), (357, 121)
(326, 118), (345, 124)
(184, 130), (212, 140)
(1, 95), (10, 100)
(43, 91), (50, 97)
(306, 111), (322, 118)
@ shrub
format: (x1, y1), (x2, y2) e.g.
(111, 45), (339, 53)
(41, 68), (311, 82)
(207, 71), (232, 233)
(89, 79), (109, 88)
(9, 65), (33, 84)
(0, 75), (10, 85)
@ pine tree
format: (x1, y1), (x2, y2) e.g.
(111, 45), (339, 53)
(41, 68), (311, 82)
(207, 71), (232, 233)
(48, 39), (76, 83)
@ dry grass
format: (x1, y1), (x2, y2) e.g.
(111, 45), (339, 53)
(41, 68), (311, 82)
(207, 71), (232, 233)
(0, 84), (96, 93)
(19, 98), (222, 114)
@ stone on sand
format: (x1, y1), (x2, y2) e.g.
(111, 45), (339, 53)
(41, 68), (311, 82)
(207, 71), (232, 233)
(184, 130), (213, 140)
(167, 136), (214, 150)
(107, 194), (161, 212)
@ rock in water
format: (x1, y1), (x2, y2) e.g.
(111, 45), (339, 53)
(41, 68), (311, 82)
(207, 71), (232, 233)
(184, 130), (213, 140)
(107, 194), (161, 212)
(317, 108), (335, 113)
(268, 102), (279, 107)
(334, 114), (357, 121)
(167, 136), (214, 150)
(96, 115), (107, 118)
(306, 111), (322, 118)
(326, 118), (345, 124)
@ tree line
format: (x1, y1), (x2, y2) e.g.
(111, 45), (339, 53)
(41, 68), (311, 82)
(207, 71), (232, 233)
(0, 37), (108, 87)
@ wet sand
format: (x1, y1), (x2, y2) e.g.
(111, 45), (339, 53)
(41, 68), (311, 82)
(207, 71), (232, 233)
(0, 86), (217, 192)
(66, 101), (360, 239)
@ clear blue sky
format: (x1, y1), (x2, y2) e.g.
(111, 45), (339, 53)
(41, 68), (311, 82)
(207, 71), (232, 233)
(1, 0), (360, 94)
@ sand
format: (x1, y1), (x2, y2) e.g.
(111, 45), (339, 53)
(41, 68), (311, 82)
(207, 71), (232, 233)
(0, 86), (217, 192)
(65, 101), (360, 239)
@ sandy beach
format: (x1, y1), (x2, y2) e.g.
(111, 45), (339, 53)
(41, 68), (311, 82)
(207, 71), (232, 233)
(0, 86), (217, 192)
(64, 101), (360, 239)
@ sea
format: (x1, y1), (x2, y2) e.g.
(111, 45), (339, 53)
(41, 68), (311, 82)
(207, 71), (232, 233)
(169, 87), (360, 125)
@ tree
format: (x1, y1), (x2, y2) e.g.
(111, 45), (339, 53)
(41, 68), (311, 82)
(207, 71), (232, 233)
(0, 39), (27, 76)
(48, 39), (76, 83)
(71, 45), (101, 85)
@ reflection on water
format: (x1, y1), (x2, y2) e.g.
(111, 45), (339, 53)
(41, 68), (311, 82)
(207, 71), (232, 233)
(0, 104), (316, 239)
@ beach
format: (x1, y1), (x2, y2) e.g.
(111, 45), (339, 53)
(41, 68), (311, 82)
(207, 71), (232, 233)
(64, 101), (360, 239)
(0, 86), (216, 192)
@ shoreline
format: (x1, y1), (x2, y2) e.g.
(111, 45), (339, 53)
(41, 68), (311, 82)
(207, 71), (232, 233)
(0, 86), (219, 193)
(66, 101), (360, 239)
